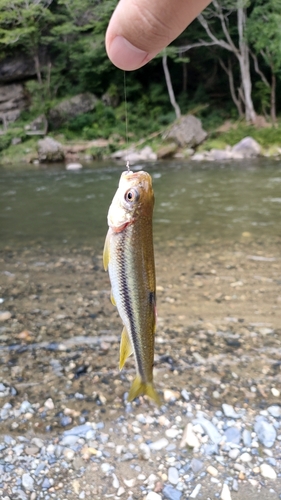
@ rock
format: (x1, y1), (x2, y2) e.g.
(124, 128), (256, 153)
(191, 153), (205, 161)
(25, 114), (48, 135)
(220, 483), (232, 500)
(180, 423), (200, 449)
(207, 465), (218, 477)
(44, 398), (54, 410)
(0, 83), (27, 124)
(190, 484), (201, 498)
(260, 463), (277, 479)
(11, 137), (22, 145)
(163, 115), (207, 148)
(222, 404), (242, 419)
(66, 163), (83, 171)
(254, 419), (276, 447)
(209, 149), (233, 161)
(156, 142), (178, 159)
(195, 417), (222, 444)
(0, 311), (11, 321)
(22, 473), (34, 491)
(267, 405), (281, 418)
(162, 484), (182, 500)
(0, 54), (44, 83)
(239, 452), (252, 462)
(168, 466), (179, 485)
(37, 137), (64, 162)
(232, 136), (261, 158)
(191, 458), (204, 474)
(139, 443), (151, 459)
(242, 429), (252, 447)
(224, 427), (241, 444)
(48, 93), (98, 128)
(111, 146), (157, 162)
(146, 492), (162, 500)
(149, 438), (169, 451)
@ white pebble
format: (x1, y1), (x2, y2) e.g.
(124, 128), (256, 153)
(271, 388), (280, 397)
(260, 463), (277, 480)
(220, 483), (232, 500)
(44, 398), (54, 410)
(112, 473), (119, 489)
(146, 493), (162, 500)
(239, 452), (252, 463)
(165, 428), (179, 439)
(180, 423), (200, 449)
(139, 443), (151, 459)
(117, 486), (125, 496)
(190, 483), (202, 498)
(149, 438), (168, 451)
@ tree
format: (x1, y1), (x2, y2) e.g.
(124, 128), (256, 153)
(248, 0), (281, 123)
(0, 0), (54, 84)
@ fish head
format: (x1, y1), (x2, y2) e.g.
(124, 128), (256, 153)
(108, 170), (154, 231)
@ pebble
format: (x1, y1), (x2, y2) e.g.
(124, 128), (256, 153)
(66, 163), (83, 170)
(195, 417), (222, 444)
(168, 466), (179, 485)
(224, 427), (241, 444)
(254, 419), (277, 447)
(112, 473), (119, 489)
(139, 443), (151, 459)
(149, 438), (169, 451)
(207, 465), (218, 477)
(260, 463), (277, 479)
(0, 311), (11, 321)
(220, 483), (232, 500)
(268, 405), (281, 418)
(44, 398), (54, 410)
(242, 429), (252, 447)
(271, 388), (280, 397)
(22, 473), (34, 491)
(180, 423), (200, 449)
(146, 493), (162, 500)
(239, 452), (252, 462)
(191, 458), (204, 474)
(190, 483), (201, 498)
(222, 404), (241, 419)
(162, 484), (182, 500)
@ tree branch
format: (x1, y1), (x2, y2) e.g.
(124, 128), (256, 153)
(250, 50), (270, 88)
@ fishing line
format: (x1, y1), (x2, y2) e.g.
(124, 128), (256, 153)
(124, 71), (130, 172)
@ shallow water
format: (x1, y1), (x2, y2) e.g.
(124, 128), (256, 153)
(1, 158), (281, 250)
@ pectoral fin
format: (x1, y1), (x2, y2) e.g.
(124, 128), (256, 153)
(119, 326), (133, 370)
(103, 230), (110, 271)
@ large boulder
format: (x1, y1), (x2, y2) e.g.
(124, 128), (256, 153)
(163, 115), (207, 148)
(0, 55), (39, 83)
(48, 93), (98, 128)
(37, 137), (65, 162)
(0, 83), (27, 124)
(232, 136), (261, 158)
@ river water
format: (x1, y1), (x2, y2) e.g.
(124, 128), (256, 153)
(1, 158), (281, 250)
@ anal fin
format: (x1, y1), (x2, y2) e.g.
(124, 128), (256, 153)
(119, 326), (133, 370)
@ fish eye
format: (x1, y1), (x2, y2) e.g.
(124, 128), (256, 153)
(124, 188), (139, 203)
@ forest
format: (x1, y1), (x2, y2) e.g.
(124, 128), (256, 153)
(0, 0), (281, 156)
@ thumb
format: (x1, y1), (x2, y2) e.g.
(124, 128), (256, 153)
(105, 0), (211, 71)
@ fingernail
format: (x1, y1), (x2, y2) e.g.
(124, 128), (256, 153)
(107, 36), (152, 71)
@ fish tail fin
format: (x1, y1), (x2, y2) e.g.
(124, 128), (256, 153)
(127, 375), (161, 406)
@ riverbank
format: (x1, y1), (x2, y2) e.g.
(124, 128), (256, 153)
(1, 117), (281, 167)
(0, 237), (281, 499)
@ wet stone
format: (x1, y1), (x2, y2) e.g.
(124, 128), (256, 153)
(254, 418), (277, 447)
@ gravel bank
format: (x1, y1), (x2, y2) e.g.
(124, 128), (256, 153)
(0, 240), (281, 499)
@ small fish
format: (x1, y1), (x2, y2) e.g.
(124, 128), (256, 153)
(103, 169), (160, 405)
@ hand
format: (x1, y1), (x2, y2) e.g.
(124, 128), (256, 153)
(105, 0), (211, 71)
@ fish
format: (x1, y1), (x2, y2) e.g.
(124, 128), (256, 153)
(103, 169), (161, 405)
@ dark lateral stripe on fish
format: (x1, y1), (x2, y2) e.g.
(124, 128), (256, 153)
(119, 233), (145, 381)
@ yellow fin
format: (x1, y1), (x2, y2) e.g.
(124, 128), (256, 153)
(110, 290), (116, 306)
(127, 375), (161, 406)
(103, 230), (110, 271)
(119, 326), (133, 370)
